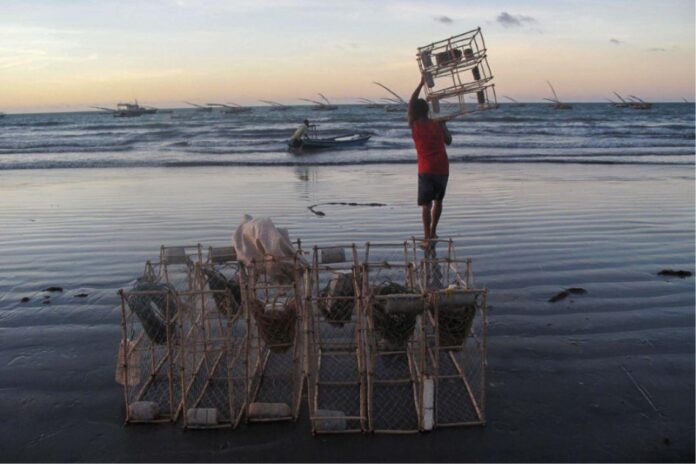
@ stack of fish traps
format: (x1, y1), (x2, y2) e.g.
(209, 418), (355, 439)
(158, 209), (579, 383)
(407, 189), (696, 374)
(116, 239), (487, 434)
(416, 27), (498, 119)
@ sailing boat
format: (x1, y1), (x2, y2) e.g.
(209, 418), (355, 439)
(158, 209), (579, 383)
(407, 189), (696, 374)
(503, 96), (525, 107)
(300, 93), (338, 111)
(259, 100), (290, 111)
(543, 81), (573, 110)
(357, 98), (384, 109)
(185, 101), (213, 112)
(207, 103), (252, 114)
(373, 82), (408, 113)
(627, 95), (652, 110)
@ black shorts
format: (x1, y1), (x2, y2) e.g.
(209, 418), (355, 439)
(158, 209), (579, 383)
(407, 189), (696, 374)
(418, 173), (449, 205)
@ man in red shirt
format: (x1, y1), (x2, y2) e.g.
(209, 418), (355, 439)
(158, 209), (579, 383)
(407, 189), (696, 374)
(409, 76), (452, 248)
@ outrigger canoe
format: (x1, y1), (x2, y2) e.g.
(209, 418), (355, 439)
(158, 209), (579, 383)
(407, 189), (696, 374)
(289, 133), (371, 153)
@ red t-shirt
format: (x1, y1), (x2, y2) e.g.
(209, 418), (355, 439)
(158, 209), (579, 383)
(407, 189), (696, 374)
(411, 120), (449, 175)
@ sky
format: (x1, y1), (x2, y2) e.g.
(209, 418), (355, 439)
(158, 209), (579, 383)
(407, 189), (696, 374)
(0, 0), (694, 112)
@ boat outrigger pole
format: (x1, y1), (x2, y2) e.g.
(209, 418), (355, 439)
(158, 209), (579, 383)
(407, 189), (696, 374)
(373, 82), (407, 104)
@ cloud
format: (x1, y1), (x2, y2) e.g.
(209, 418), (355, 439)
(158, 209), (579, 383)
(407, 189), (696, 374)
(647, 47), (667, 52)
(434, 15), (453, 24)
(609, 38), (623, 45)
(496, 12), (536, 28)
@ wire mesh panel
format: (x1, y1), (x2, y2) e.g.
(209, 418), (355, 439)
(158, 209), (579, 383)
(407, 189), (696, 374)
(180, 254), (247, 429)
(307, 245), (366, 434)
(361, 242), (426, 433)
(416, 27), (498, 119)
(242, 255), (306, 423)
(421, 257), (488, 428)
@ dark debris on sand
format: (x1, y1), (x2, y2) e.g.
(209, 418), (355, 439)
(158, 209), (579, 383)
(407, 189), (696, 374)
(42, 286), (63, 292)
(657, 269), (692, 278)
(549, 287), (588, 303)
(308, 202), (387, 217)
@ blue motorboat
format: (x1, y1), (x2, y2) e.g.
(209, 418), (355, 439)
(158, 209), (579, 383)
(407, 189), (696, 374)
(288, 125), (371, 153)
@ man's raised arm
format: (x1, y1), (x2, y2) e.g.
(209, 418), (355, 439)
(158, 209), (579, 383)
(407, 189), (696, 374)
(408, 76), (425, 126)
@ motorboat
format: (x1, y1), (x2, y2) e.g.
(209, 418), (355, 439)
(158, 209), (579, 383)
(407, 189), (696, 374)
(288, 126), (371, 153)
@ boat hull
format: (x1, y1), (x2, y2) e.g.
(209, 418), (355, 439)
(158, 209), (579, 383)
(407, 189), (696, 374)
(289, 134), (371, 153)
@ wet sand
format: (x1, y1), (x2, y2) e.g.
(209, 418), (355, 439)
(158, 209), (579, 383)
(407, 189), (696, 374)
(0, 163), (693, 462)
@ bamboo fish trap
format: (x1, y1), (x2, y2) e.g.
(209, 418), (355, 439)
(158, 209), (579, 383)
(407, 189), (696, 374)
(416, 27), (498, 119)
(116, 245), (202, 424)
(179, 247), (248, 429)
(415, 243), (488, 429)
(241, 254), (306, 423)
(306, 244), (367, 433)
(361, 241), (427, 433)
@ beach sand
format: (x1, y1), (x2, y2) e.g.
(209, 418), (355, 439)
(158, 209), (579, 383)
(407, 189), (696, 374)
(0, 163), (693, 462)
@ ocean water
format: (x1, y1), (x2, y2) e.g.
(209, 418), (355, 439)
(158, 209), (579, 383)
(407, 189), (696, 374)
(0, 103), (693, 169)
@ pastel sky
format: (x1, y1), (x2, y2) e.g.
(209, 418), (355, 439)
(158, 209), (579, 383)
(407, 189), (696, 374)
(0, 0), (694, 112)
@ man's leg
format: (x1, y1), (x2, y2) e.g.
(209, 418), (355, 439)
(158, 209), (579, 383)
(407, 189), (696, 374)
(422, 201), (432, 244)
(430, 200), (443, 239)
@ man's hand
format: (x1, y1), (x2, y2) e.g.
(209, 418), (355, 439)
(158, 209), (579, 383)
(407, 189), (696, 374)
(440, 121), (452, 146)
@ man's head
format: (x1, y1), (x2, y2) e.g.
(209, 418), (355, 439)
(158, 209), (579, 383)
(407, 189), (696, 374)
(413, 99), (429, 120)
(303, 119), (309, 126)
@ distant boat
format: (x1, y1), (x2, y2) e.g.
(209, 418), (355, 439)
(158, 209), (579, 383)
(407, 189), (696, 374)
(185, 101), (213, 112)
(207, 103), (252, 114)
(92, 101), (158, 117)
(544, 81), (573, 110)
(259, 100), (290, 111)
(609, 92), (630, 108)
(503, 96), (525, 107)
(373, 82), (408, 113)
(300, 93), (338, 111)
(627, 95), (652, 110)
(357, 98), (384, 109)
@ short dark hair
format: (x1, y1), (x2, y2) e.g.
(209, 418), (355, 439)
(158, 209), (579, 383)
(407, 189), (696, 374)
(303, 119), (309, 126)
(413, 99), (429, 119)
